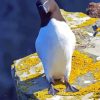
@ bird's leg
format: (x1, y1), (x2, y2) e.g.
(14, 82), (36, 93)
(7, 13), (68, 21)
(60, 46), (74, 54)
(44, 69), (58, 95)
(64, 53), (79, 92)
(64, 77), (79, 92)
(48, 81), (59, 95)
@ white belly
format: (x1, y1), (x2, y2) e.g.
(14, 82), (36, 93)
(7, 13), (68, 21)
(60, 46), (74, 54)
(35, 18), (76, 79)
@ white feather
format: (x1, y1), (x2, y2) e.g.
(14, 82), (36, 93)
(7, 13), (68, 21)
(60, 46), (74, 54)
(35, 18), (76, 82)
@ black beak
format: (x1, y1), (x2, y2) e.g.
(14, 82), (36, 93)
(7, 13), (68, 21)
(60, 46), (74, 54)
(36, 0), (49, 14)
(38, 4), (48, 14)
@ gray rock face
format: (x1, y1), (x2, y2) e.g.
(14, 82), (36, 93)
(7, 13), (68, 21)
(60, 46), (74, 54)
(75, 72), (96, 87)
(87, 2), (100, 18)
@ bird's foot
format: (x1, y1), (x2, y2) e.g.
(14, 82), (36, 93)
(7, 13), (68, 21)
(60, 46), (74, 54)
(65, 84), (79, 92)
(48, 85), (59, 95)
(64, 78), (79, 92)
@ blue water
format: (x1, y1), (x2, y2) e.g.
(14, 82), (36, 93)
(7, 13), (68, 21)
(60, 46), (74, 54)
(56, 0), (100, 12)
(91, 0), (100, 2)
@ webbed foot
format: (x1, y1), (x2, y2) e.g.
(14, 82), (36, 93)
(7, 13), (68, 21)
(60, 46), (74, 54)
(64, 78), (79, 92)
(48, 83), (59, 95)
(65, 84), (79, 92)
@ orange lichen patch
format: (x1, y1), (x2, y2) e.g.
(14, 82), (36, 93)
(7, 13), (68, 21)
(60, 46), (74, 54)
(73, 18), (98, 29)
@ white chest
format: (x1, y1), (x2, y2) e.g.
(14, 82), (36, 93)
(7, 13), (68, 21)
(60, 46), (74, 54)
(35, 18), (76, 79)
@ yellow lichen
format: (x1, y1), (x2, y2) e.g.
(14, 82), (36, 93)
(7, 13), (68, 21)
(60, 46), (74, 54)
(76, 13), (87, 18)
(66, 17), (73, 21)
(34, 82), (100, 100)
(73, 18), (98, 29)
(60, 9), (73, 16)
(14, 56), (40, 71)
(92, 92), (100, 99)
(14, 50), (100, 99)
(96, 28), (100, 32)
(70, 50), (94, 84)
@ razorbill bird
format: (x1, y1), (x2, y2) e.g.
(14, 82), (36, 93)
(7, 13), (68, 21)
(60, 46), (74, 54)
(35, 0), (79, 95)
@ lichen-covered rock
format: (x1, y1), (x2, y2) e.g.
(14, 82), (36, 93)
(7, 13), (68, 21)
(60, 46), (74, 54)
(87, 2), (100, 18)
(11, 50), (100, 100)
(11, 10), (100, 100)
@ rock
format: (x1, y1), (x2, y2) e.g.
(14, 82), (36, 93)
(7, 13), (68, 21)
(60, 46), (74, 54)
(75, 72), (96, 87)
(87, 2), (100, 18)
(96, 56), (100, 61)
(82, 93), (94, 100)
(83, 37), (100, 57)
(11, 10), (100, 100)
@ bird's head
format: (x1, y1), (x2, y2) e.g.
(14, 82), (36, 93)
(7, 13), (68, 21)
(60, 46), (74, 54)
(36, 0), (50, 14)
